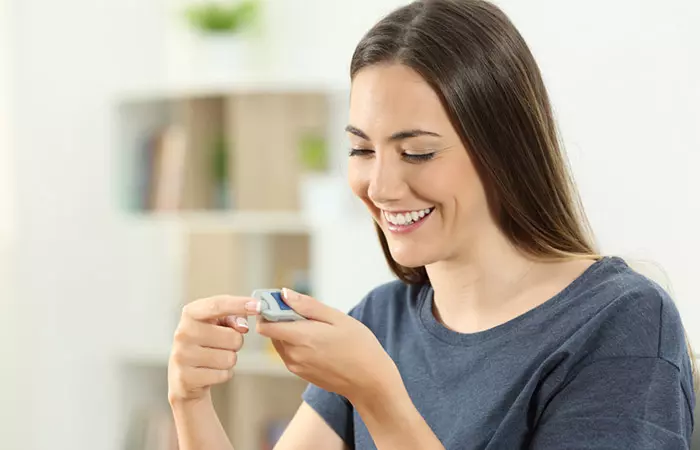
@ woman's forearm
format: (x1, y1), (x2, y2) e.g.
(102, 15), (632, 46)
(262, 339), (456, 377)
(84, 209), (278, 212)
(352, 371), (445, 450)
(170, 392), (234, 450)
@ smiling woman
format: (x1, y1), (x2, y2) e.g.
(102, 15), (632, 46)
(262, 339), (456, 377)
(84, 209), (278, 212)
(167, 1), (697, 450)
(345, 35), (596, 285)
(298, 0), (696, 448)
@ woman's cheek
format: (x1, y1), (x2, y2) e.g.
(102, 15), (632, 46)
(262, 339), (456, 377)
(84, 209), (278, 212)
(347, 160), (370, 199)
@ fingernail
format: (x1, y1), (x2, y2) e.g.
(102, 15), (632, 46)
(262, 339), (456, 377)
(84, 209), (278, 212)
(245, 301), (261, 313)
(235, 317), (249, 329)
(282, 288), (294, 300)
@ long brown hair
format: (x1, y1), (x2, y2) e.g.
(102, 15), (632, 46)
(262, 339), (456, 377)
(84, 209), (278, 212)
(350, 0), (597, 285)
(350, 0), (697, 394)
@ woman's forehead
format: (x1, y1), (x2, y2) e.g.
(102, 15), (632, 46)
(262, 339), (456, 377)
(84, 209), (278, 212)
(349, 64), (451, 138)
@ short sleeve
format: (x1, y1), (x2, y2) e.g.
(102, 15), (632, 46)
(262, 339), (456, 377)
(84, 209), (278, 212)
(299, 297), (374, 449)
(530, 356), (695, 450)
(299, 284), (400, 449)
(302, 383), (354, 447)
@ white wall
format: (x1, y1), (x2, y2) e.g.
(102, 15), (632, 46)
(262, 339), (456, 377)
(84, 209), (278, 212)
(0, 0), (15, 248)
(0, 0), (22, 447)
(7, 0), (698, 449)
(10, 0), (166, 448)
(498, 0), (700, 345)
(0, 0), (14, 239)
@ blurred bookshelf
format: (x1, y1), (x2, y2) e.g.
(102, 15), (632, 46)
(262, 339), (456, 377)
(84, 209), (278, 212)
(111, 74), (395, 449)
(115, 90), (330, 213)
(113, 84), (337, 450)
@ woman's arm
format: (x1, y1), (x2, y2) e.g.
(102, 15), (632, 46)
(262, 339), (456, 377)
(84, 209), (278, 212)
(274, 402), (348, 450)
(171, 393), (234, 450)
(349, 368), (445, 450)
(168, 295), (254, 450)
(255, 289), (446, 450)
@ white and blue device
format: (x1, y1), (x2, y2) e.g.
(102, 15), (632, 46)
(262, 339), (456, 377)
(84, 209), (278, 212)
(251, 289), (306, 322)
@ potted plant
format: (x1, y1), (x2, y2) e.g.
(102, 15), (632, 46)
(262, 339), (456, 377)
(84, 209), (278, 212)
(210, 135), (231, 209)
(298, 132), (328, 173)
(297, 131), (346, 223)
(183, 0), (260, 78)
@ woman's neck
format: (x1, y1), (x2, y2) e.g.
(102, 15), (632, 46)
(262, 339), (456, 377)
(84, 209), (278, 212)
(425, 226), (537, 333)
(425, 226), (596, 334)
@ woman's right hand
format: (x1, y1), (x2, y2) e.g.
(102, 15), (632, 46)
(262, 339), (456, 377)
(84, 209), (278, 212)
(168, 295), (252, 405)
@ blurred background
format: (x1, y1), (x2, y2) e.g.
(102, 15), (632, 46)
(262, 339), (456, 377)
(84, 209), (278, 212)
(0, 0), (698, 449)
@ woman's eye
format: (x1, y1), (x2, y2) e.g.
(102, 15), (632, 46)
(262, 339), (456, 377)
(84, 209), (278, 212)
(348, 149), (435, 162)
(349, 148), (375, 157)
(403, 152), (435, 162)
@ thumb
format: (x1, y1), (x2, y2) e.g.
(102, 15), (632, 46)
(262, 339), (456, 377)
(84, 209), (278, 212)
(282, 288), (341, 323)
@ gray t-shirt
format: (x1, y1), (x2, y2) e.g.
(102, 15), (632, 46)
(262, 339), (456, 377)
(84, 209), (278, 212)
(302, 257), (696, 449)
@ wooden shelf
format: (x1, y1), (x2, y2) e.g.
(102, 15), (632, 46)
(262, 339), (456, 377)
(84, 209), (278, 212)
(115, 88), (330, 449)
(122, 348), (297, 379)
(124, 211), (311, 234)
(236, 351), (297, 378)
(115, 78), (347, 104)
(116, 91), (331, 212)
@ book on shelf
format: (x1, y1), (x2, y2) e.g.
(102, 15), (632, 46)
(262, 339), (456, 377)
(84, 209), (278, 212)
(152, 125), (188, 211)
(135, 124), (188, 212)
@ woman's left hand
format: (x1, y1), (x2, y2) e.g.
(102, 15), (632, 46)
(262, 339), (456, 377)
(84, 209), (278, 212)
(250, 289), (400, 403)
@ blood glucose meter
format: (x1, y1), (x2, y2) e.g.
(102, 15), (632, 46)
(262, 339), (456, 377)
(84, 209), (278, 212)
(251, 289), (306, 322)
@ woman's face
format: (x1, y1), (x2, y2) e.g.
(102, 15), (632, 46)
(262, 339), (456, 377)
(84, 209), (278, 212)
(347, 63), (491, 267)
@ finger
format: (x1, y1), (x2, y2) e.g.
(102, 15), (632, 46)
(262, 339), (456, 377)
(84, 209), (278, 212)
(271, 339), (286, 357)
(281, 288), (343, 323)
(176, 319), (244, 351)
(183, 295), (254, 322)
(174, 346), (237, 370)
(257, 319), (321, 344)
(181, 366), (233, 388)
(271, 339), (306, 376)
(219, 315), (249, 334)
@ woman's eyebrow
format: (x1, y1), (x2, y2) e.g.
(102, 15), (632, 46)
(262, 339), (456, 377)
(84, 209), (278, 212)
(345, 125), (442, 142)
(345, 125), (370, 140)
(388, 129), (442, 142)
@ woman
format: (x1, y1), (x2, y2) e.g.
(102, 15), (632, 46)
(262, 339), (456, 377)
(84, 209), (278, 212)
(167, 1), (697, 449)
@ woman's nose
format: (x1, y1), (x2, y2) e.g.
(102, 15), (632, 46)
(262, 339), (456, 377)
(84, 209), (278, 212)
(367, 156), (406, 205)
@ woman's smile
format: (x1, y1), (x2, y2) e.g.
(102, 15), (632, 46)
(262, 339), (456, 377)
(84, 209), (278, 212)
(380, 207), (435, 234)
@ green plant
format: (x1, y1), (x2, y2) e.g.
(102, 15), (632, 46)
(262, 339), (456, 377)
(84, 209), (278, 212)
(184, 1), (258, 34)
(210, 135), (229, 182)
(298, 133), (328, 172)
(210, 135), (232, 209)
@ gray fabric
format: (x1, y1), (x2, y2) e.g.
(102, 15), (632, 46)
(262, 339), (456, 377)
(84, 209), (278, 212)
(302, 257), (696, 449)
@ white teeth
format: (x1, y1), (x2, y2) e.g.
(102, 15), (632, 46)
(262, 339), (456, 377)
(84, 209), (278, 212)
(384, 207), (434, 226)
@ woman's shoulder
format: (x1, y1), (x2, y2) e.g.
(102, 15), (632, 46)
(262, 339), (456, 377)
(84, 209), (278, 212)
(569, 256), (689, 371)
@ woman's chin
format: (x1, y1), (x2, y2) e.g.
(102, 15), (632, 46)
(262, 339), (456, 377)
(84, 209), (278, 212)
(389, 247), (436, 269)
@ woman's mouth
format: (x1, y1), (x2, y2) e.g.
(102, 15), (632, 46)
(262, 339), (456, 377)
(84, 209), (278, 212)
(382, 207), (435, 234)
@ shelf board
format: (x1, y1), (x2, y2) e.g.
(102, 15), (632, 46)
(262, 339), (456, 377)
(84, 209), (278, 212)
(122, 348), (297, 378)
(236, 351), (297, 378)
(116, 77), (348, 104)
(124, 211), (312, 234)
